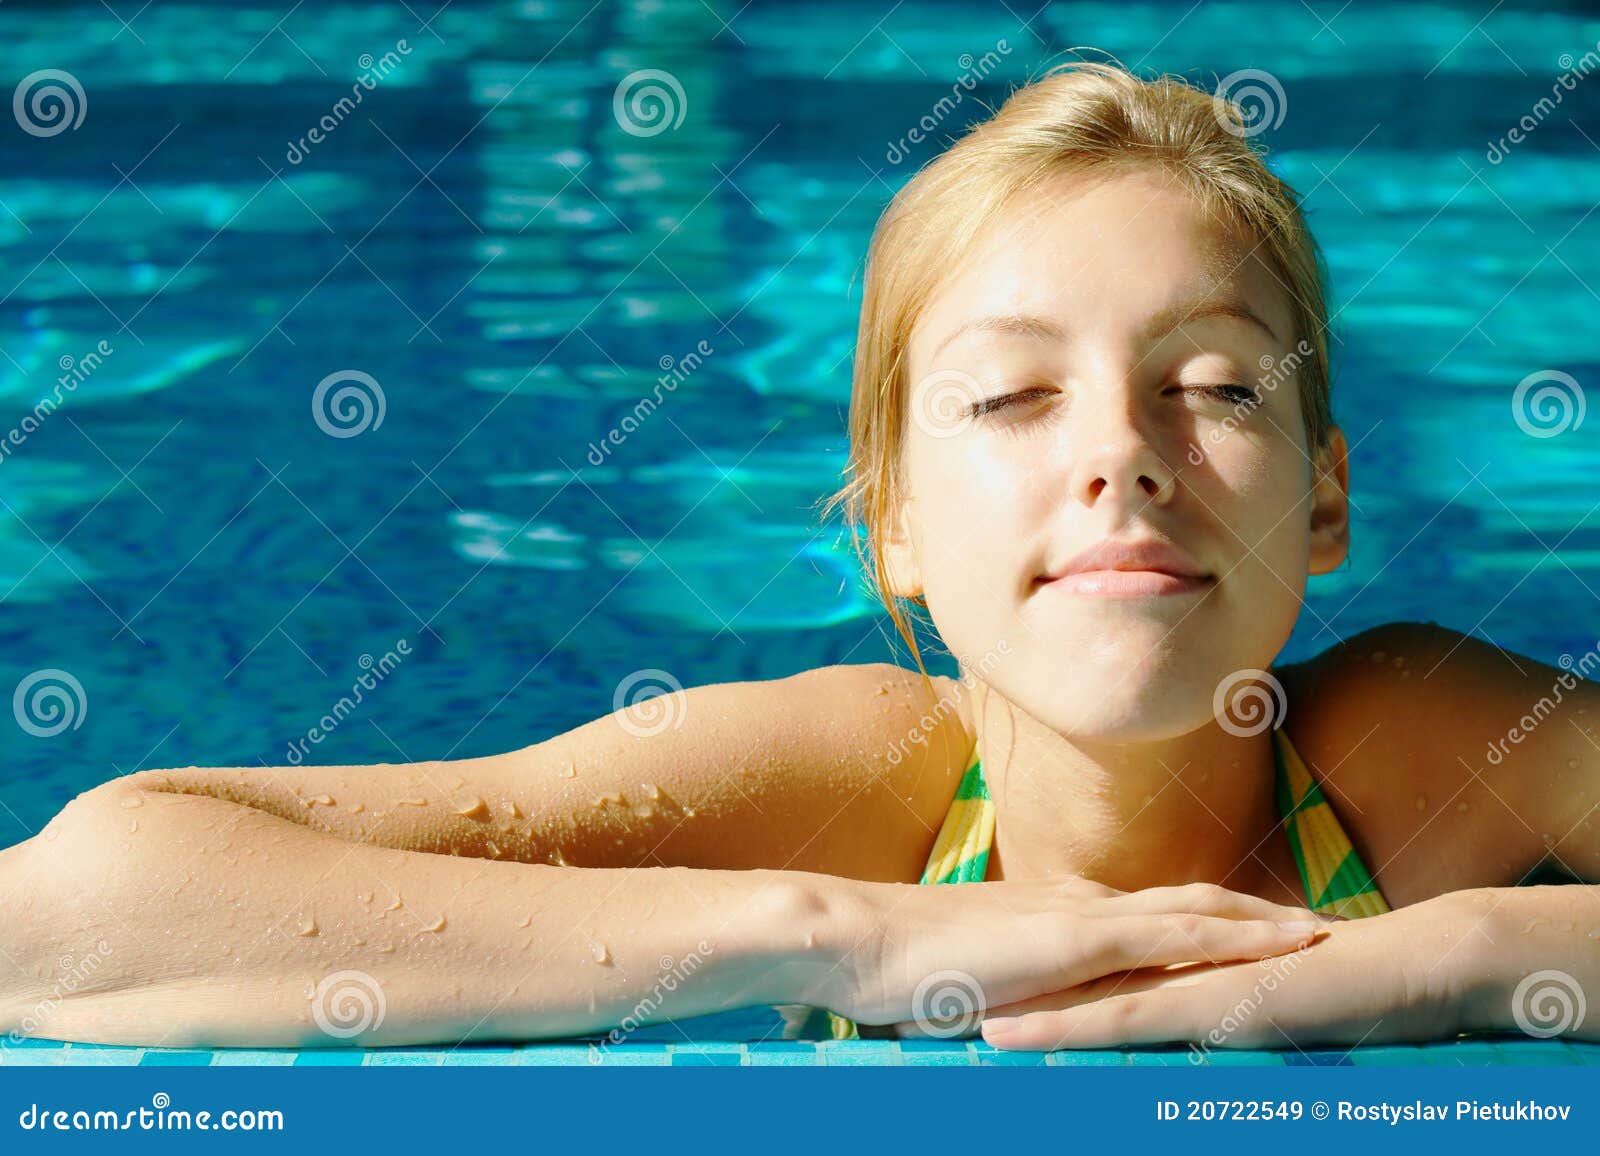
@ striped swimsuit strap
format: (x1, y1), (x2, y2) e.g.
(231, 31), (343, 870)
(821, 724), (1387, 1039)
(1272, 726), (1391, 918)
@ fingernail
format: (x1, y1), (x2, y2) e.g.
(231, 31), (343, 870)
(984, 1017), (1019, 1035)
(1276, 920), (1319, 934)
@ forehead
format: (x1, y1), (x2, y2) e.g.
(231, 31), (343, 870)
(909, 168), (1293, 359)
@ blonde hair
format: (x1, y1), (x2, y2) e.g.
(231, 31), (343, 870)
(819, 60), (1334, 684)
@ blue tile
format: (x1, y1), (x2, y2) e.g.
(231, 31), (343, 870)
(1487, 1040), (1579, 1066)
(1348, 1045), (1429, 1065)
(671, 1052), (743, 1066)
(365, 1051), (443, 1066)
(1197, 1050), (1287, 1067)
(1128, 1049), (1199, 1067)
(978, 1050), (1051, 1066)
(1045, 1050), (1130, 1066)
(210, 1050), (298, 1066)
(514, 1046), (596, 1065)
(294, 1050), (367, 1066)
(1283, 1050), (1354, 1066)
(138, 1050), (214, 1066)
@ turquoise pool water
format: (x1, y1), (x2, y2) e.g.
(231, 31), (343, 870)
(1, 0), (1596, 1065)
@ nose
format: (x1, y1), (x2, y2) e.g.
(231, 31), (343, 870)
(1065, 394), (1177, 510)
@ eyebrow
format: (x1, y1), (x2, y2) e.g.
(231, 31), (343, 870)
(930, 295), (1281, 359)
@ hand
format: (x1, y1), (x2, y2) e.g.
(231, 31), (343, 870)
(964, 890), (1482, 1051)
(827, 876), (1334, 1031)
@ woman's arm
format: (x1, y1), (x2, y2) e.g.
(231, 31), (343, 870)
(0, 780), (852, 1048)
(0, 779), (1328, 1049)
(118, 662), (975, 882)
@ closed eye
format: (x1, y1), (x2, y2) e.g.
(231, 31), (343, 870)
(1181, 383), (1260, 408)
(966, 385), (1058, 419)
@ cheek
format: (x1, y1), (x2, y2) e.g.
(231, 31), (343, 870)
(1200, 435), (1314, 582)
(907, 439), (1037, 603)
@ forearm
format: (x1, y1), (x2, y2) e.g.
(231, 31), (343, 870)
(1446, 884), (1600, 1041)
(5, 785), (865, 1048)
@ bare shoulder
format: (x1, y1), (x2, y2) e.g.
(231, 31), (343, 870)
(630, 661), (975, 881)
(132, 662), (976, 885)
(1275, 621), (1586, 904)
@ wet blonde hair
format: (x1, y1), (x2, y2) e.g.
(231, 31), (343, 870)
(819, 59), (1334, 684)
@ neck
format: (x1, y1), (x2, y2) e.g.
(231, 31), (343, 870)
(971, 680), (1290, 897)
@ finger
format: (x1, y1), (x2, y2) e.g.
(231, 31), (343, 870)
(1089, 880), (1328, 925)
(1088, 913), (1327, 975)
(981, 996), (1187, 1051)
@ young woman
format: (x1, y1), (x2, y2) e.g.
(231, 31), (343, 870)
(4, 61), (1596, 1053)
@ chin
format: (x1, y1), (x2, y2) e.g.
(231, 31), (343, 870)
(998, 651), (1232, 743)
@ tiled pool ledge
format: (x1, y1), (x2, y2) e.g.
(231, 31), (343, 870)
(4, 1036), (1596, 1067)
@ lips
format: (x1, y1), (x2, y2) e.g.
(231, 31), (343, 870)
(1035, 537), (1214, 598)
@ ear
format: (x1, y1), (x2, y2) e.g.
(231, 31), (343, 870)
(881, 492), (925, 600)
(1307, 425), (1350, 576)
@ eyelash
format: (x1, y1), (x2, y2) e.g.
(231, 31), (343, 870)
(967, 383), (1260, 419)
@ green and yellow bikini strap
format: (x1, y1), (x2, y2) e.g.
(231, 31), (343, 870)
(1272, 726), (1391, 919)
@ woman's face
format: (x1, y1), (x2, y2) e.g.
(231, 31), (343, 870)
(889, 167), (1349, 741)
